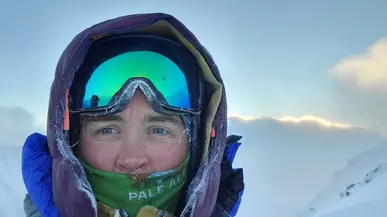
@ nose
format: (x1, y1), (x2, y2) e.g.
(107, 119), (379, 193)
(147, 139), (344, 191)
(115, 88), (151, 174)
(116, 142), (149, 174)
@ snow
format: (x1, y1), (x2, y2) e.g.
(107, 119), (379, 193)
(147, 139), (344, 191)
(298, 144), (387, 217)
(0, 146), (26, 217)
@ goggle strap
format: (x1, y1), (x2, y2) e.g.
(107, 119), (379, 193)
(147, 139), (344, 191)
(211, 127), (216, 138)
(64, 89), (70, 131)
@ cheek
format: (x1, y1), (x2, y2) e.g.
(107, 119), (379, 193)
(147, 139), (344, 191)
(147, 134), (189, 171)
(79, 136), (120, 172)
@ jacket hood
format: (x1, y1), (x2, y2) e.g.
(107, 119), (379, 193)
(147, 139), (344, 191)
(47, 13), (228, 217)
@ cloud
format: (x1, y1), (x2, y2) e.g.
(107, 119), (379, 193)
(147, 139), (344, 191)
(327, 39), (387, 136)
(228, 114), (363, 129)
(330, 38), (387, 93)
(228, 116), (386, 217)
(0, 106), (44, 147)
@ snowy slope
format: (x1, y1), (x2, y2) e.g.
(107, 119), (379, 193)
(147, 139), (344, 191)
(298, 144), (387, 217)
(0, 146), (26, 217)
(228, 117), (386, 217)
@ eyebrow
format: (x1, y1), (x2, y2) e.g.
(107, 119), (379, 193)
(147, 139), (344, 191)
(144, 113), (181, 125)
(83, 114), (125, 123)
(82, 113), (181, 125)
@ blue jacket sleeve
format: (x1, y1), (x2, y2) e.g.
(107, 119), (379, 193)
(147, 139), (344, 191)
(214, 135), (244, 217)
(21, 133), (60, 217)
(225, 141), (244, 217)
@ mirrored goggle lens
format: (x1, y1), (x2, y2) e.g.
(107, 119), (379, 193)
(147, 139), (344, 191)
(82, 51), (191, 110)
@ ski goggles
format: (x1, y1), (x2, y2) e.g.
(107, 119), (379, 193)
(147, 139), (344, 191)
(69, 34), (203, 115)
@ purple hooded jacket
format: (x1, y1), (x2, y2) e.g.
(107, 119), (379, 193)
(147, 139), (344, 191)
(44, 12), (234, 217)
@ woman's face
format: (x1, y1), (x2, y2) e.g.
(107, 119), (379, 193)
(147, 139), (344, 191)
(79, 89), (188, 175)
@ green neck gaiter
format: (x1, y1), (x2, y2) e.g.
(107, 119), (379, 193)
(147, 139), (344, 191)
(82, 155), (190, 217)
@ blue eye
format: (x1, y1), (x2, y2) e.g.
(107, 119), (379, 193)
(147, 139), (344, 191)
(151, 128), (168, 135)
(98, 128), (116, 134)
